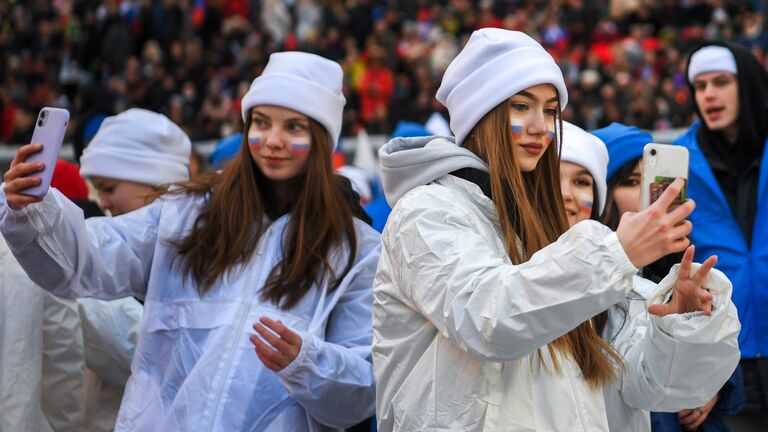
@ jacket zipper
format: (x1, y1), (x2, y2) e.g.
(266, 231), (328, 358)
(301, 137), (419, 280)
(206, 225), (275, 430)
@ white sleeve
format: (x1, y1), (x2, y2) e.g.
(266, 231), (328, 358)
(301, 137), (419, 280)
(382, 196), (638, 362)
(78, 297), (143, 388)
(276, 231), (380, 428)
(0, 187), (160, 300)
(612, 265), (741, 411)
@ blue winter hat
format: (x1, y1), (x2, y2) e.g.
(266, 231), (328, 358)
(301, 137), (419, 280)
(591, 122), (652, 180)
(390, 121), (431, 139)
(209, 133), (243, 167)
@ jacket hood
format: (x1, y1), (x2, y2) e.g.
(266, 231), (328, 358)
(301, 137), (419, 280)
(378, 136), (488, 207)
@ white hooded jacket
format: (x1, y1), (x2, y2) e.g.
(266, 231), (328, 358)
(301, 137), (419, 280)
(373, 136), (741, 431)
(0, 187), (380, 432)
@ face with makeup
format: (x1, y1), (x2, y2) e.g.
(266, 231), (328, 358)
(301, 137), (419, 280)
(508, 84), (558, 172)
(612, 159), (642, 215)
(559, 161), (595, 227)
(248, 105), (312, 183)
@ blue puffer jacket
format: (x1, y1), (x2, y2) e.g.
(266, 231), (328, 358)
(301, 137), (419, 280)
(675, 122), (768, 359)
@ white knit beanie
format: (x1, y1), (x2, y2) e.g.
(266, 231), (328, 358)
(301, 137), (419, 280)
(436, 28), (568, 146)
(241, 52), (346, 149)
(688, 46), (738, 83)
(80, 108), (191, 186)
(560, 121), (609, 213)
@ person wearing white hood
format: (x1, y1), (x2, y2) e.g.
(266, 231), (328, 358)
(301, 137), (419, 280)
(0, 52), (379, 430)
(372, 28), (741, 431)
(73, 108), (192, 431)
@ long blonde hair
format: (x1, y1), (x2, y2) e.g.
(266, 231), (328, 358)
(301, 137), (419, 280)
(463, 98), (624, 388)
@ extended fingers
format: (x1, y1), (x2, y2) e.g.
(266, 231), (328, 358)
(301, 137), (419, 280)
(653, 177), (687, 211)
(250, 335), (285, 371)
(11, 143), (43, 167)
(4, 161), (45, 184)
(260, 316), (301, 346)
(666, 197), (695, 224)
(678, 245), (695, 279)
(648, 303), (672, 317)
(253, 322), (293, 354)
(692, 255), (718, 287)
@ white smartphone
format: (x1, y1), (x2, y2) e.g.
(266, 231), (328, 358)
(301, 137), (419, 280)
(23, 107), (69, 198)
(640, 143), (689, 210)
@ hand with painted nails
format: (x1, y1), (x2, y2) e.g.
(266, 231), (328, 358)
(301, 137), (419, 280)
(648, 245), (718, 317)
(2, 143), (46, 210)
(250, 316), (303, 372)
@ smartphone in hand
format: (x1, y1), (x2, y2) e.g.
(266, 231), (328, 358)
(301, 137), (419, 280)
(640, 143), (689, 210)
(22, 107), (69, 198)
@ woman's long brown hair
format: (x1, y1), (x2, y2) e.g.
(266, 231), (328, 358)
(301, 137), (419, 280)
(463, 97), (624, 388)
(169, 114), (358, 309)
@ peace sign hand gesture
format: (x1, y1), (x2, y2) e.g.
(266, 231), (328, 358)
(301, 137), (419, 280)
(648, 245), (718, 317)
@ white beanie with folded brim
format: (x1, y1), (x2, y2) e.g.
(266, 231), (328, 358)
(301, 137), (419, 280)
(560, 121), (608, 213)
(688, 46), (738, 83)
(436, 28), (568, 146)
(80, 108), (191, 186)
(241, 52), (346, 149)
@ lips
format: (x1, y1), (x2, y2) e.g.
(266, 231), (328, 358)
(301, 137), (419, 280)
(263, 156), (287, 165)
(520, 143), (543, 155)
(704, 106), (724, 119)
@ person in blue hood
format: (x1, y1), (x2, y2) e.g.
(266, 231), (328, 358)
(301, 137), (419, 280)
(594, 122), (746, 432)
(673, 41), (768, 431)
(364, 120), (432, 233)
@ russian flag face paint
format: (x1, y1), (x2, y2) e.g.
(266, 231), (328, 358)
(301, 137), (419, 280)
(289, 138), (311, 156)
(248, 133), (263, 152)
(576, 191), (594, 220)
(511, 124), (524, 140)
(547, 130), (555, 145)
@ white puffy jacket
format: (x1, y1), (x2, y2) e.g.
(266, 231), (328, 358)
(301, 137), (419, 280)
(373, 136), (741, 431)
(0, 187), (380, 431)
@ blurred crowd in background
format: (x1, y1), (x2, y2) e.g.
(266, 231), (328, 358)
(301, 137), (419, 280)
(1, 0), (767, 151)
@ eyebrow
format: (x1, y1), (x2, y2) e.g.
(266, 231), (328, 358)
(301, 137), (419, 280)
(516, 90), (559, 104)
(693, 73), (733, 85)
(577, 169), (592, 177)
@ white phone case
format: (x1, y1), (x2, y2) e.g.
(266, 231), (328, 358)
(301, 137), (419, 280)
(23, 107), (69, 197)
(640, 143), (689, 209)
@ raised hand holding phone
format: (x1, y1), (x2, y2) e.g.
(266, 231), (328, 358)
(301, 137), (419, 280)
(3, 107), (69, 210)
(616, 177), (696, 268)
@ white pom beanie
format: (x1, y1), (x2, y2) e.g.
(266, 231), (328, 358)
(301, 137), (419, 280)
(560, 121), (609, 212)
(80, 108), (191, 186)
(436, 28), (568, 146)
(241, 52), (346, 149)
(687, 46), (738, 83)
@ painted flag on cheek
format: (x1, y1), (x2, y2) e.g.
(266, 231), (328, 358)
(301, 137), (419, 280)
(511, 125), (524, 140)
(290, 140), (311, 156)
(576, 191), (593, 219)
(248, 135), (262, 152)
(547, 130), (555, 145)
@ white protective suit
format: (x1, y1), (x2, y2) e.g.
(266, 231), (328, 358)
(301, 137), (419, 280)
(0, 234), (83, 432)
(0, 187), (380, 431)
(373, 136), (741, 431)
(76, 296), (143, 432)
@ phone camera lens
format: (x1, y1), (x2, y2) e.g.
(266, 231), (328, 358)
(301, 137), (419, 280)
(650, 149), (657, 156)
(40, 111), (47, 118)
(38, 120), (43, 127)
